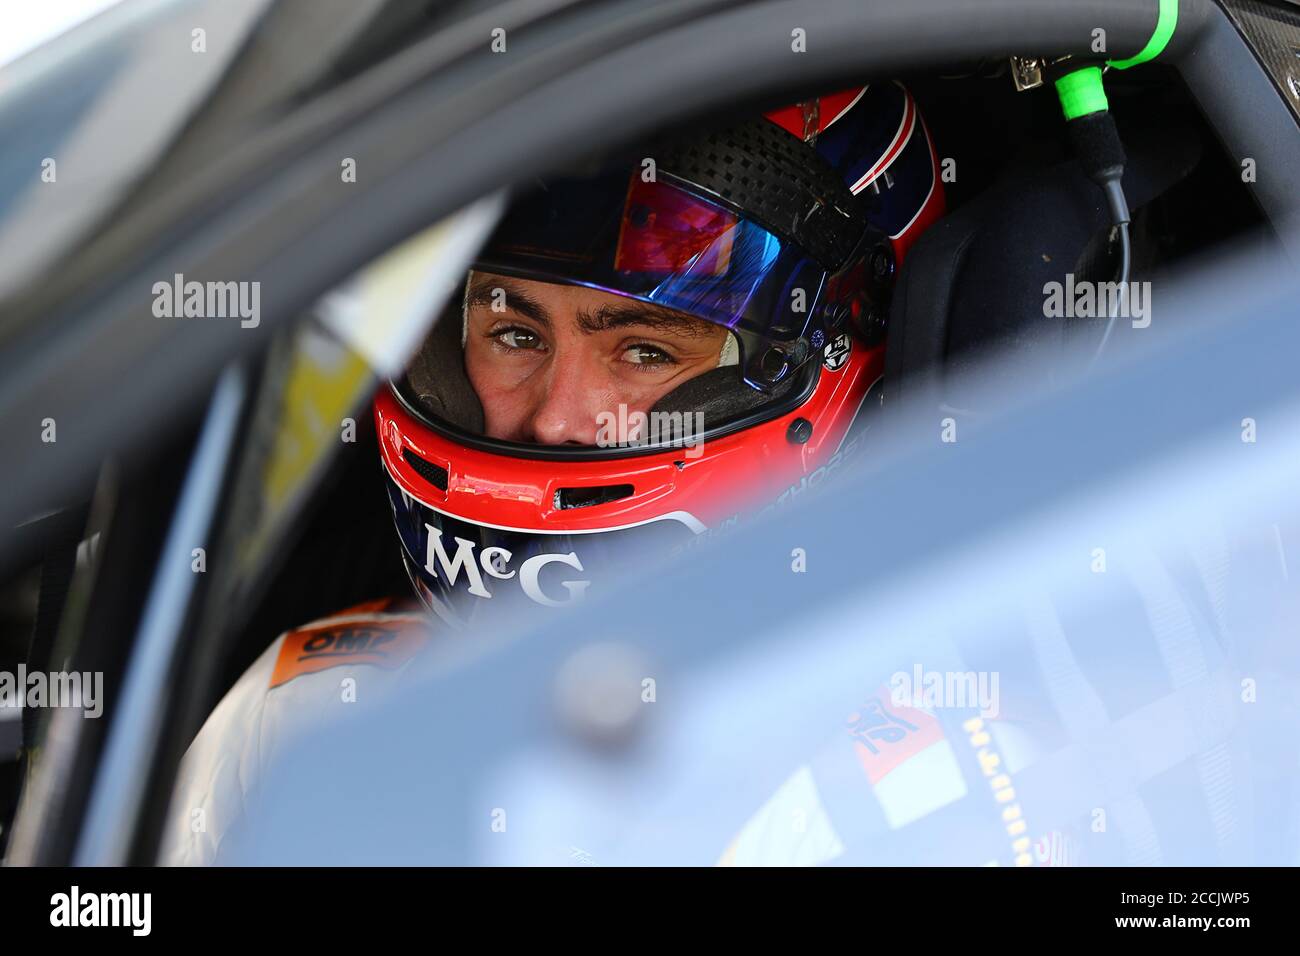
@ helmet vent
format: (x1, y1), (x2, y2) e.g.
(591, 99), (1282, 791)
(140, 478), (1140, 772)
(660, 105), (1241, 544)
(554, 484), (634, 510)
(402, 448), (448, 491)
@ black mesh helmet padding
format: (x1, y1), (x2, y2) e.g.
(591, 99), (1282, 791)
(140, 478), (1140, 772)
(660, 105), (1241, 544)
(654, 118), (870, 270)
(402, 301), (484, 433)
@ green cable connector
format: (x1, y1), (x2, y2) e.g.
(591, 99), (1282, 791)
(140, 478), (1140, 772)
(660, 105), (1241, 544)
(1109, 0), (1178, 70)
(1055, 66), (1108, 121)
(1055, 0), (1178, 121)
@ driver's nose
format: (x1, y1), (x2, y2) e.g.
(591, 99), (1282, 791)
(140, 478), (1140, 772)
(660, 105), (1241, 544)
(521, 348), (614, 445)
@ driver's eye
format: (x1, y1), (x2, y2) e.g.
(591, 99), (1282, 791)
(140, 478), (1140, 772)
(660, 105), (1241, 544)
(492, 326), (543, 351)
(623, 343), (676, 366)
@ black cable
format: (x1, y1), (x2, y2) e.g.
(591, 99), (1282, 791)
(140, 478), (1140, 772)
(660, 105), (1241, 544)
(1092, 219), (1132, 365)
(1053, 65), (1133, 365)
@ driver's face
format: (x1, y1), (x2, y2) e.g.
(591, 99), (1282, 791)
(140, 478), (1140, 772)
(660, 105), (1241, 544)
(463, 270), (729, 444)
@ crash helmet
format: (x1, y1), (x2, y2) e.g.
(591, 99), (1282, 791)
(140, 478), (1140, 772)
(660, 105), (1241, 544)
(374, 82), (945, 624)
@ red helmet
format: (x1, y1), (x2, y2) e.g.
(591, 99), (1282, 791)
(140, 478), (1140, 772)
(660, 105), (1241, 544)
(374, 82), (945, 623)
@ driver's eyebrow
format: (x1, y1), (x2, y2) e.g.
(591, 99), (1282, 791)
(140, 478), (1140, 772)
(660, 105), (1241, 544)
(576, 302), (717, 338)
(466, 275), (715, 339)
(465, 277), (551, 327)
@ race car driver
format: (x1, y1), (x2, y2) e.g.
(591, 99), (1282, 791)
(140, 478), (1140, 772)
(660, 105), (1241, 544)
(161, 81), (947, 865)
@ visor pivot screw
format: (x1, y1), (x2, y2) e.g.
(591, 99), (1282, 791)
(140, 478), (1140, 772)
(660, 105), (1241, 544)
(787, 418), (813, 445)
(760, 347), (789, 383)
(861, 306), (888, 345)
(811, 330), (825, 349)
(870, 246), (893, 279)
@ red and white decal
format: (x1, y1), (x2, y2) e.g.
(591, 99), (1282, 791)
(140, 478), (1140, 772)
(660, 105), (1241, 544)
(850, 85), (916, 195)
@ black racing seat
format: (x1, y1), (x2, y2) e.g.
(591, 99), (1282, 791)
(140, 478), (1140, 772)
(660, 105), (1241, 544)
(882, 123), (1203, 415)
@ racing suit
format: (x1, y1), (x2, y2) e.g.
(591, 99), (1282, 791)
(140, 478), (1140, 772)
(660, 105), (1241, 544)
(161, 597), (429, 865)
(164, 598), (1075, 866)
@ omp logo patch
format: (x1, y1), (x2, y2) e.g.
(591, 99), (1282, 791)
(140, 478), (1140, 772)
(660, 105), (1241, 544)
(269, 610), (429, 688)
(302, 626), (397, 657)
